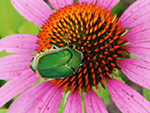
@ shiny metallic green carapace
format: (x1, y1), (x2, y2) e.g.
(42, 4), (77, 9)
(30, 46), (83, 79)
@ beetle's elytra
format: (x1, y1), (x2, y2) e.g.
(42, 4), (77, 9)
(29, 46), (83, 79)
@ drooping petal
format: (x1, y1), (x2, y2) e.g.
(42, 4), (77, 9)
(97, 0), (120, 11)
(11, 0), (53, 27)
(84, 89), (108, 113)
(106, 78), (150, 113)
(48, 0), (73, 10)
(92, 0), (97, 5)
(35, 85), (63, 113)
(0, 54), (34, 80)
(119, 0), (150, 28)
(7, 81), (52, 113)
(79, 0), (85, 4)
(62, 91), (82, 113)
(0, 69), (39, 108)
(79, 0), (97, 5)
(124, 22), (150, 43)
(0, 34), (37, 53)
(118, 59), (150, 89)
(125, 41), (150, 62)
(65, 0), (74, 6)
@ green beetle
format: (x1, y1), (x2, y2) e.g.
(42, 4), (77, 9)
(29, 46), (83, 78)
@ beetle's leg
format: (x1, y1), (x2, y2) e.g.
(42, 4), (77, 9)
(80, 62), (85, 66)
(63, 28), (70, 45)
(52, 44), (59, 49)
(41, 48), (49, 52)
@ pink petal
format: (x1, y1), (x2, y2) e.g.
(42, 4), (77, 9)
(79, 0), (97, 5)
(124, 22), (150, 43)
(0, 69), (39, 108)
(11, 0), (53, 27)
(125, 41), (150, 62)
(35, 85), (63, 113)
(0, 34), (37, 53)
(84, 89), (108, 113)
(63, 91), (82, 113)
(106, 78), (150, 113)
(118, 59), (150, 89)
(97, 0), (120, 11)
(48, 0), (73, 10)
(0, 54), (34, 80)
(7, 81), (52, 113)
(119, 0), (150, 28)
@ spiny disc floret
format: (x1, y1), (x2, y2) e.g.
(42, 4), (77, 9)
(37, 2), (125, 92)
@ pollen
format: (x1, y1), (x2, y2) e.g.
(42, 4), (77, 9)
(37, 2), (126, 93)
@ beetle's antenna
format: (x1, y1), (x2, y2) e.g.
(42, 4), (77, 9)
(73, 42), (79, 49)
(63, 28), (69, 45)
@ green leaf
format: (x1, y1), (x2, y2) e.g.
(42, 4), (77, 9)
(81, 97), (85, 113)
(143, 88), (150, 102)
(0, 51), (12, 58)
(0, 0), (40, 38)
(57, 91), (69, 113)
(111, 1), (123, 15)
(18, 21), (40, 35)
(93, 86), (110, 107)
(0, 109), (7, 113)
(0, 0), (23, 37)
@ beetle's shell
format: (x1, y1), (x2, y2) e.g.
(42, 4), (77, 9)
(30, 47), (83, 78)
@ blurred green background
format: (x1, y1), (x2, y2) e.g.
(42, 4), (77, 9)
(0, 0), (150, 113)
